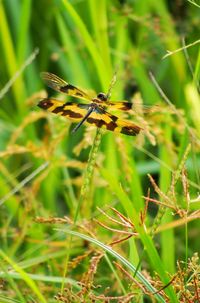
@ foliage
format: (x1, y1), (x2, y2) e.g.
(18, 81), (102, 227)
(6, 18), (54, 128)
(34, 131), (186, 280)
(0, 0), (200, 302)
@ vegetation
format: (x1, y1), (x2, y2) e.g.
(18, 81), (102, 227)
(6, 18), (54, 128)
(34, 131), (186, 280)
(0, 0), (199, 302)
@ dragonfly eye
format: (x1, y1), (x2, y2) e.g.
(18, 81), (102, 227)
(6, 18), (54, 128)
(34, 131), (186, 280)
(97, 92), (108, 101)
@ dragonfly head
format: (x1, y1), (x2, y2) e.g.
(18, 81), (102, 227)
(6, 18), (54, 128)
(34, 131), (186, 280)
(97, 92), (108, 101)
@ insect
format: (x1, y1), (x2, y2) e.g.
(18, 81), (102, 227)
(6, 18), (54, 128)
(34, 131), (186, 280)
(38, 72), (143, 136)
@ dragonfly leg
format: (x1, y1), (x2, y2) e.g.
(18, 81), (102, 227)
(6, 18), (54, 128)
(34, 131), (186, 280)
(71, 107), (94, 133)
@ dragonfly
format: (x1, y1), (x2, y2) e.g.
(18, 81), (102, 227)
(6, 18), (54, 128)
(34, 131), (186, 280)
(38, 72), (145, 136)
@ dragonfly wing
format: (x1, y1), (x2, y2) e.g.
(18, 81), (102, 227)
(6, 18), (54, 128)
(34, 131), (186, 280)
(107, 101), (155, 113)
(38, 99), (142, 136)
(38, 98), (90, 121)
(106, 101), (132, 111)
(86, 107), (142, 136)
(41, 72), (91, 101)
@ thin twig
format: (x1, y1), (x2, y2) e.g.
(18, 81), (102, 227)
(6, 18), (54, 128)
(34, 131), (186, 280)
(0, 162), (49, 206)
(0, 48), (39, 100)
(162, 39), (200, 59)
(149, 72), (200, 145)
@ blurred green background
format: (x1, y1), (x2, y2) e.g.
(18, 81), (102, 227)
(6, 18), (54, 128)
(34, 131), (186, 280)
(0, 0), (200, 302)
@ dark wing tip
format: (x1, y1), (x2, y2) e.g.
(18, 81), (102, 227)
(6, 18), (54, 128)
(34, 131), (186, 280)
(37, 98), (53, 110)
(121, 124), (142, 136)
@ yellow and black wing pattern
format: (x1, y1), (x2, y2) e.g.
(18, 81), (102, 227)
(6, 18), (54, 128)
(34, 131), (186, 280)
(38, 72), (142, 136)
(41, 72), (91, 101)
(105, 101), (154, 113)
(38, 98), (141, 136)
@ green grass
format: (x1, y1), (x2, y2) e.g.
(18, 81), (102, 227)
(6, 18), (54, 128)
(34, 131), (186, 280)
(0, 0), (200, 302)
